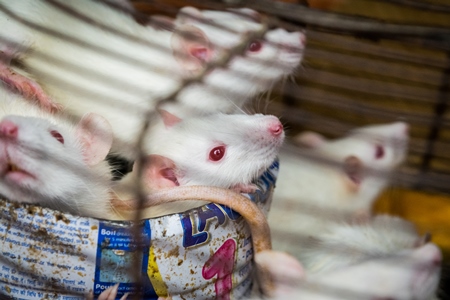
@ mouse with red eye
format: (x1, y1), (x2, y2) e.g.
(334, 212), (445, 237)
(166, 6), (306, 116)
(269, 122), (409, 256)
(0, 2), (304, 163)
(114, 110), (284, 216)
(0, 92), (115, 218)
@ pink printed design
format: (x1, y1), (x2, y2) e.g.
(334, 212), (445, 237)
(202, 239), (237, 300)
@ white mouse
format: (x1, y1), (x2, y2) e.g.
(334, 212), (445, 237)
(265, 243), (442, 300)
(284, 243), (441, 300)
(0, 91), (115, 218)
(299, 214), (433, 273)
(269, 122), (409, 255)
(0, 1), (305, 158)
(253, 215), (441, 300)
(114, 110), (284, 217)
(165, 6), (306, 116)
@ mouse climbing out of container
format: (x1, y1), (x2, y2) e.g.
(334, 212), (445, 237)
(250, 215), (441, 300)
(107, 111), (285, 298)
(267, 243), (441, 300)
(269, 122), (409, 254)
(0, 1), (305, 160)
(0, 92), (115, 219)
(113, 110), (285, 217)
(295, 215), (441, 300)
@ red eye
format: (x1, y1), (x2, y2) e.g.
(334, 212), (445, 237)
(247, 40), (262, 52)
(50, 130), (64, 144)
(209, 146), (226, 161)
(375, 144), (384, 159)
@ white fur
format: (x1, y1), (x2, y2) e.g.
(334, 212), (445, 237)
(170, 8), (306, 116)
(145, 113), (284, 188)
(0, 90), (112, 218)
(250, 215), (441, 300)
(286, 242), (441, 300)
(269, 122), (409, 256)
(299, 215), (422, 273)
(0, 0), (178, 156)
(0, 1), (305, 158)
(290, 215), (441, 300)
(113, 112), (284, 217)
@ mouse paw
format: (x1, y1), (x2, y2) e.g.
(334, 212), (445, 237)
(0, 64), (61, 113)
(232, 183), (258, 194)
(93, 283), (129, 300)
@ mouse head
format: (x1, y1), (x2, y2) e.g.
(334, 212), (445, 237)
(170, 6), (306, 81)
(140, 110), (284, 191)
(296, 122), (409, 206)
(0, 113), (113, 210)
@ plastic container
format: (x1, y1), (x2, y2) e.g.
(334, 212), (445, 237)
(0, 160), (278, 299)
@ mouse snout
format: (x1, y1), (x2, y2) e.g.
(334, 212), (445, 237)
(416, 243), (443, 267)
(299, 31), (307, 46)
(397, 122), (409, 136)
(0, 120), (18, 139)
(392, 122), (409, 137)
(268, 120), (283, 136)
(403, 123), (410, 136)
(429, 246), (443, 266)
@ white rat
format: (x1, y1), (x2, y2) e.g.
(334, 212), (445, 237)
(262, 243), (441, 300)
(297, 242), (441, 300)
(299, 214), (434, 273)
(0, 1), (305, 157)
(166, 6), (306, 116)
(265, 215), (442, 300)
(114, 111), (284, 217)
(0, 91), (115, 219)
(269, 122), (409, 255)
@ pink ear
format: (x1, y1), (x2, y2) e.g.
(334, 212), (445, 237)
(75, 113), (114, 166)
(158, 109), (182, 128)
(142, 155), (180, 190)
(343, 155), (364, 189)
(294, 131), (327, 148)
(171, 24), (212, 75)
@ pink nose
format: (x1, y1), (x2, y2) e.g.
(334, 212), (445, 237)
(0, 120), (18, 138)
(431, 248), (443, 266)
(300, 32), (307, 45)
(269, 121), (283, 136)
(404, 124), (410, 135)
